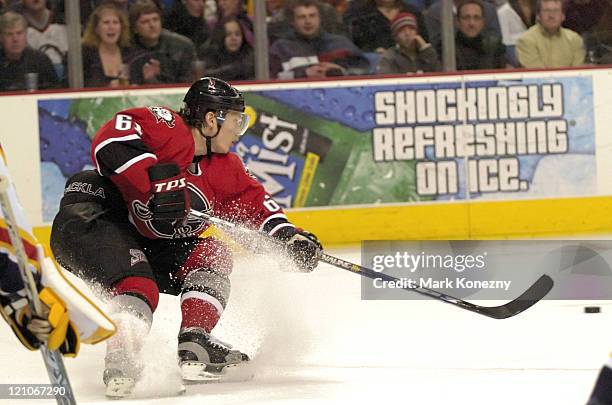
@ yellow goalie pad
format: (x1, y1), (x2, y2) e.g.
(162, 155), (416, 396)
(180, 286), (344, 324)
(0, 143), (115, 352)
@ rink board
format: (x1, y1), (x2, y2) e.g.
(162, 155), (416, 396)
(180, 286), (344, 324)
(1, 67), (612, 244)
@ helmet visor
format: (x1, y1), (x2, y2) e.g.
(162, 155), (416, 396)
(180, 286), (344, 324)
(217, 110), (250, 136)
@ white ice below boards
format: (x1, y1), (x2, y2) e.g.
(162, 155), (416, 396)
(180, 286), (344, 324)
(0, 246), (609, 404)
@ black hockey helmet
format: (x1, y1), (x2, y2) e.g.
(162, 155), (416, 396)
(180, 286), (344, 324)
(180, 77), (245, 127)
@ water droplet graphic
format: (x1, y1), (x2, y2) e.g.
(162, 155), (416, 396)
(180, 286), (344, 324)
(344, 106), (356, 120)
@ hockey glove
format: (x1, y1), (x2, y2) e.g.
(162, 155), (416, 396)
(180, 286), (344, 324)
(148, 163), (190, 223)
(1, 274), (79, 356)
(286, 229), (323, 272)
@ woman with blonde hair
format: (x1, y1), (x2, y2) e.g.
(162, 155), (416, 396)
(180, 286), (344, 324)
(82, 3), (137, 87)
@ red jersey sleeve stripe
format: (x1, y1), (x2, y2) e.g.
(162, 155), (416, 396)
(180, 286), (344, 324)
(115, 153), (157, 174)
(93, 134), (141, 155)
(94, 136), (156, 177)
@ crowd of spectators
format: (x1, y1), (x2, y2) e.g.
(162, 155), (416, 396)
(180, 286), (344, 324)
(0, 0), (610, 91)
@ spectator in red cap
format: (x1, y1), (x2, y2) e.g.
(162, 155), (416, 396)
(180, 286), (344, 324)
(377, 12), (440, 74)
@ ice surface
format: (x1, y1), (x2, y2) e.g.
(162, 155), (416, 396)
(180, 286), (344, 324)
(0, 246), (609, 404)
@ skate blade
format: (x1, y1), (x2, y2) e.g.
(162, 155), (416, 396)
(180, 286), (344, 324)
(181, 362), (254, 384)
(105, 377), (136, 398)
(219, 362), (255, 383)
(106, 377), (186, 398)
(181, 362), (221, 383)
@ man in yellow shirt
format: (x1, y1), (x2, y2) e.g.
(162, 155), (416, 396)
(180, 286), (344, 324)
(516, 0), (585, 68)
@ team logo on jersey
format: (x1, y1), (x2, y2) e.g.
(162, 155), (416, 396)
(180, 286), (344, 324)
(131, 182), (212, 239)
(148, 106), (175, 128)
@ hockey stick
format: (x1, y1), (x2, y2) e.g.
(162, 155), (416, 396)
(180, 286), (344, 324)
(318, 254), (553, 319)
(0, 175), (77, 405)
(188, 209), (553, 319)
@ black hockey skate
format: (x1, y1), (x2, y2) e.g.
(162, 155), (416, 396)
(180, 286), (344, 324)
(178, 327), (251, 383)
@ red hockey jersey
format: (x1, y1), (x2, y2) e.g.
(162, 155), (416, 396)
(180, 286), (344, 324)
(91, 106), (294, 239)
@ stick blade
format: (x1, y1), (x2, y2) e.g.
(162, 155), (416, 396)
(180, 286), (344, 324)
(476, 275), (554, 319)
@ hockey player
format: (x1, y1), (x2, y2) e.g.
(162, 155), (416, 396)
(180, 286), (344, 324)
(50, 77), (322, 395)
